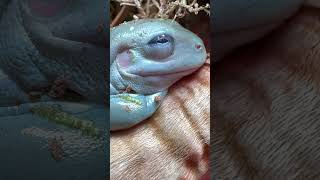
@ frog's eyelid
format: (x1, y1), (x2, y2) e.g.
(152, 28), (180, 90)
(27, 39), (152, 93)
(147, 34), (174, 45)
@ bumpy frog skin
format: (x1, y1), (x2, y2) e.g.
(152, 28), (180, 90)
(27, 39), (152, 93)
(212, 0), (319, 61)
(110, 19), (207, 131)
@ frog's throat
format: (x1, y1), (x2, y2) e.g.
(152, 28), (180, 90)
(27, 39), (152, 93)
(110, 62), (127, 95)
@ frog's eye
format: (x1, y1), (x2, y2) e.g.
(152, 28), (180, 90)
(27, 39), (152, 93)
(25, 0), (69, 17)
(148, 34), (173, 44)
(145, 34), (174, 59)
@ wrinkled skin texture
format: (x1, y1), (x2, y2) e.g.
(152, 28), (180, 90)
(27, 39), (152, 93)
(213, 7), (320, 179)
(212, 0), (305, 61)
(110, 19), (206, 131)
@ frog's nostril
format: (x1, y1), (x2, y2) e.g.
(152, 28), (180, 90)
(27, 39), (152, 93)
(195, 44), (202, 51)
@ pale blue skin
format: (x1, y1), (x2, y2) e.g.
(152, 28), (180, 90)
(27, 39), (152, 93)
(212, 0), (306, 61)
(110, 19), (207, 131)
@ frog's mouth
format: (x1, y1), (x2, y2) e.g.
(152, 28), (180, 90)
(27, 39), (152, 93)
(135, 67), (199, 77)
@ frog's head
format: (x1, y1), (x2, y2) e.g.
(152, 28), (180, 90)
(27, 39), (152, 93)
(111, 19), (207, 94)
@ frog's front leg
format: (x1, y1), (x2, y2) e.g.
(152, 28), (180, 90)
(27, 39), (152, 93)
(110, 91), (167, 131)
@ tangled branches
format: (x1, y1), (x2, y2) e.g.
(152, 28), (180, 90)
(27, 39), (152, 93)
(111, 0), (210, 26)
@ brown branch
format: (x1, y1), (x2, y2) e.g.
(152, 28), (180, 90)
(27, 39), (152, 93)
(112, 0), (210, 20)
(111, 5), (131, 28)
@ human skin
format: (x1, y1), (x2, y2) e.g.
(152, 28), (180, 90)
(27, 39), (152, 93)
(213, 7), (320, 179)
(212, 1), (320, 178)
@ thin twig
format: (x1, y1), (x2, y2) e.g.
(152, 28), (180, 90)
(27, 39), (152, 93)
(112, 0), (210, 21)
(111, 5), (130, 27)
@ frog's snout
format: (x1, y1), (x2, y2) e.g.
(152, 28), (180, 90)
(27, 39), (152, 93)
(192, 37), (205, 54)
(191, 37), (207, 64)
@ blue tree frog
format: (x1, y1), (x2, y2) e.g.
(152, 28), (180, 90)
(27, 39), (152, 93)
(110, 19), (207, 131)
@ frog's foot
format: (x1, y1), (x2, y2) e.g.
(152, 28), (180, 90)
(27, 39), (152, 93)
(110, 91), (167, 131)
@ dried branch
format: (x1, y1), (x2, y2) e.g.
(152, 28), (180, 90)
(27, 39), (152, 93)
(111, 0), (210, 21)
(111, 5), (131, 27)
